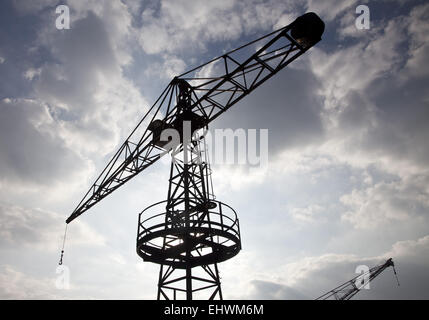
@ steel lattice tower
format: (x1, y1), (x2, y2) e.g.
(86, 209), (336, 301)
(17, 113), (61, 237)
(136, 80), (241, 300)
(65, 12), (325, 300)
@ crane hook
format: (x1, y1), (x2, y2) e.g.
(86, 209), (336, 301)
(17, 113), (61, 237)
(59, 250), (64, 265)
(59, 224), (68, 265)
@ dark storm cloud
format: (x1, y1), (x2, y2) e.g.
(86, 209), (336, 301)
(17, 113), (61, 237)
(309, 2), (429, 173)
(0, 6), (123, 197)
(331, 19), (429, 171)
(337, 90), (375, 134)
(362, 72), (429, 168)
(0, 3), (141, 192)
(35, 11), (119, 116)
(0, 99), (85, 186)
(213, 65), (325, 155)
(0, 1), (47, 99)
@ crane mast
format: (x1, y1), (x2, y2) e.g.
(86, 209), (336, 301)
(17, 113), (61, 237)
(316, 258), (399, 300)
(65, 12), (325, 300)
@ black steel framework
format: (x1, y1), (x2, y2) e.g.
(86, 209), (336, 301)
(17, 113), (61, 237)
(66, 12), (325, 300)
(137, 124), (241, 300)
(66, 13), (324, 224)
(316, 258), (399, 300)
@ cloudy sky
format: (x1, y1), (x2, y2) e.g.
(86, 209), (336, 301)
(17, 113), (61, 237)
(1, 0), (429, 299)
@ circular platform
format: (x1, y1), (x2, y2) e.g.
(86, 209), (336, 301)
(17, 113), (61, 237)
(137, 199), (241, 268)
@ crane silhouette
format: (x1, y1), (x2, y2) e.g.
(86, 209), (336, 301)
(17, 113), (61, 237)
(316, 258), (400, 300)
(65, 12), (325, 300)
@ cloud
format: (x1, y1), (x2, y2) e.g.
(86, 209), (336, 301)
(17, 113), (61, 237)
(137, 0), (298, 55)
(0, 98), (93, 195)
(12, 0), (58, 15)
(0, 260), (156, 299)
(26, 1), (146, 156)
(341, 175), (429, 229)
(23, 67), (42, 80)
(0, 2), (151, 200)
(0, 203), (105, 251)
(247, 280), (308, 299)
(1, 0), (429, 300)
(386, 235), (429, 266)
(0, 265), (60, 299)
(402, 3), (429, 78)
(300, 4), (429, 180)
(306, 0), (359, 22)
(244, 234), (429, 299)
(144, 54), (186, 79)
(310, 17), (406, 111)
(291, 204), (325, 224)
(213, 65), (325, 156)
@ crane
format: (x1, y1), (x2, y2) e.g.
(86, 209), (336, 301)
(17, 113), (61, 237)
(63, 12), (325, 300)
(316, 258), (400, 300)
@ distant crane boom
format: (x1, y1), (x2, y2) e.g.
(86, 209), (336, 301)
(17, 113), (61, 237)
(316, 258), (399, 300)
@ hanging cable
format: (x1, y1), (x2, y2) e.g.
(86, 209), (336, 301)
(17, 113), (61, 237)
(202, 131), (216, 200)
(393, 265), (400, 286)
(58, 224), (68, 265)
